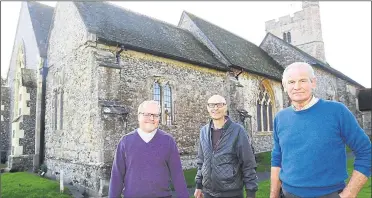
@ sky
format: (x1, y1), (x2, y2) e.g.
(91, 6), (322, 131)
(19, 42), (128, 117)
(1, 1), (371, 88)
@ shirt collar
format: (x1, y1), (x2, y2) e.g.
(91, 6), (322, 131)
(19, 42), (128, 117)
(292, 96), (319, 111)
(211, 116), (231, 130)
(137, 128), (157, 136)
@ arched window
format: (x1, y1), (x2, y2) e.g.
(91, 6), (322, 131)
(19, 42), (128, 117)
(257, 85), (274, 131)
(164, 84), (172, 125)
(152, 81), (174, 125)
(283, 32), (287, 42)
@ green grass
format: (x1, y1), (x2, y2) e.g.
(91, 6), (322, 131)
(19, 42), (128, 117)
(1, 172), (72, 198)
(255, 152), (271, 173)
(183, 168), (197, 188)
(250, 158), (370, 198)
(185, 158), (371, 198)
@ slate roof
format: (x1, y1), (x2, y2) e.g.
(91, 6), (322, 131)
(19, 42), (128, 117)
(183, 12), (284, 81)
(73, 2), (226, 70)
(27, 2), (54, 58)
(261, 33), (364, 87)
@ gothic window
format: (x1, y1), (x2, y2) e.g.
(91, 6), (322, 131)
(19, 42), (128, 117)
(152, 81), (175, 125)
(287, 32), (292, 43)
(283, 32), (287, 42)
(256, 92), (263, 131)
(164, 84), (172, 125)
(257, 85), (274, 131)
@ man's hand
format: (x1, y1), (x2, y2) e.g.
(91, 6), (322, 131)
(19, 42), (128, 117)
(338, 170), (369, 198)
(194, 189), (203, 198)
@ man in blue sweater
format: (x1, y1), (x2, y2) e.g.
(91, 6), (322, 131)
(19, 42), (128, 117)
(109, 100), (189, 198)
(270, 62), (371, 198)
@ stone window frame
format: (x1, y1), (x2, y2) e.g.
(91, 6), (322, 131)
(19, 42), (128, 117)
(152, 80), (175, 126)
(52, 70), (64, 131)
(153, 80), (162, 122)
(283, 31), (291, 43)
(287, 32), (292, 43)
(256, 81), (274, 133)
(163, 83), (173, 126)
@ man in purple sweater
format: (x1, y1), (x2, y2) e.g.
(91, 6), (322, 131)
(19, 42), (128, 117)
(109, 100), (189, 198)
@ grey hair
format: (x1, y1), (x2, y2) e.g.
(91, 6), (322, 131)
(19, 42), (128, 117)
(282, 62), (316, 85)
(137, 100), (161, 114)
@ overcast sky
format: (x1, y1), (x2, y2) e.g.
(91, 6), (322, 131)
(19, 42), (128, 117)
(1, 1), (371, 88)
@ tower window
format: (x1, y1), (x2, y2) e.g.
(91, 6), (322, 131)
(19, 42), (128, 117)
(283, 31), (291, 43)
(287, 32), (291, 43)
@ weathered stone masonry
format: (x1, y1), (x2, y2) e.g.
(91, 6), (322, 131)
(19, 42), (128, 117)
(8, 69), (37, 171)
(1, 83), (11, 163)
(260, 33), (366, 128)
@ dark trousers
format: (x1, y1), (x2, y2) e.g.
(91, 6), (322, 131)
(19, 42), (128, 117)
(203, 192), (244, 198)
(282, 188), (342, 198)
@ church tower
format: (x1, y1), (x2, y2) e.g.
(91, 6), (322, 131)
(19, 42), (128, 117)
(265, 1), (326, 62)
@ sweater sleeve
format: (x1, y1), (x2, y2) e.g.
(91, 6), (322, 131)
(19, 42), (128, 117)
(339, 104), (371, 177)
(271, 116), (282, 167)
(167, 137), (190, 198)
(109, 137), (126, 198)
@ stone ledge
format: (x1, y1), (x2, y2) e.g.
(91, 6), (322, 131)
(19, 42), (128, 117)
(255, 132), (273, 136)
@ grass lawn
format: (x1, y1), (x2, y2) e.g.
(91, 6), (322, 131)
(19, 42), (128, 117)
(1, 172), (72, 198)
(185, 157), (371, 198)
(183, 168), (197, 188)
(255, 151), (271, 173)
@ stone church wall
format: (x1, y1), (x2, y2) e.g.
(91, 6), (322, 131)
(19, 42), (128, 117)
(44, 46), (104, 196)
(260, 34), (365, 129)
(1, 85), (11, 163)
(8, 85), (37, 171)
(44, 2), (104, 196)
(94, 45), (227, 170)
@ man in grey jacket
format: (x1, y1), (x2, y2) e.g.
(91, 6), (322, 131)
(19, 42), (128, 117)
(194, 95), (258, 198)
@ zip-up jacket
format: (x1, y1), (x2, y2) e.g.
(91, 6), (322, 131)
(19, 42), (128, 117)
(195, 117), (258, 197)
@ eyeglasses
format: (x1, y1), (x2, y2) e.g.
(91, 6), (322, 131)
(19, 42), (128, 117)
(207, 103), (226, 108)
(139, 112), (161, 119)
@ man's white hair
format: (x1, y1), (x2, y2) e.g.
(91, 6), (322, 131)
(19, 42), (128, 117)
(282, 62), (316, 85)
(138, 100), (161, 114)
